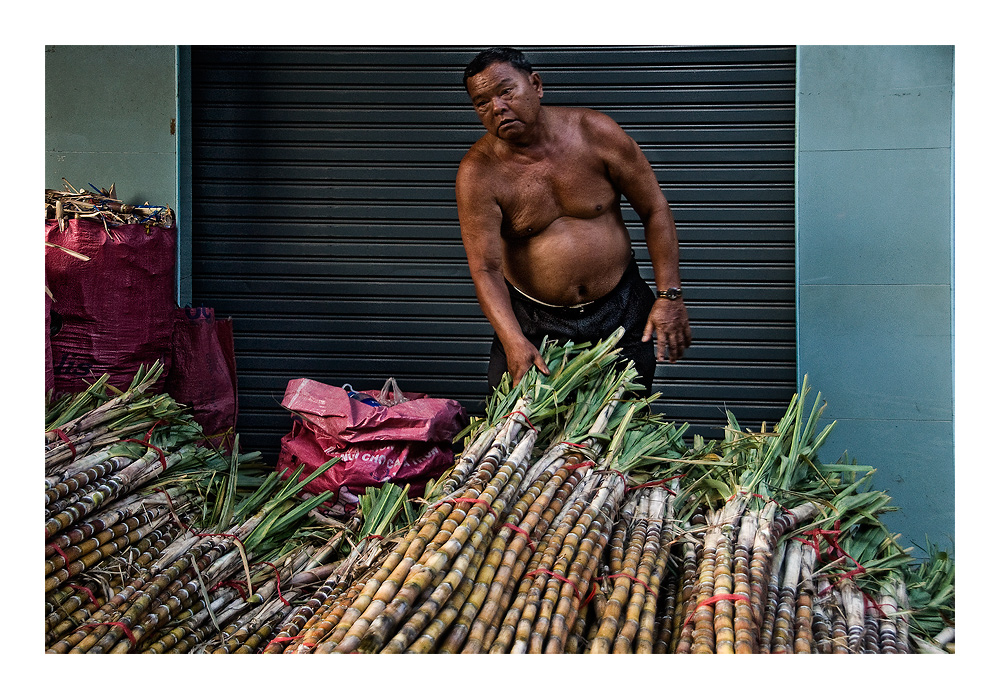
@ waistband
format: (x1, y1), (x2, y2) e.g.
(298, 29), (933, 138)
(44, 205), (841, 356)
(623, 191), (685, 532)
(506, 255), (641, 312)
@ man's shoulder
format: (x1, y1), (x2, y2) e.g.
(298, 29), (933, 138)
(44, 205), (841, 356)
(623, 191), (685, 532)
(458, 139), (494, 177)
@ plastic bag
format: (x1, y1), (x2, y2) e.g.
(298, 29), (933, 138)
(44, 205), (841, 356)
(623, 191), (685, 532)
(276, 377), (467, 512)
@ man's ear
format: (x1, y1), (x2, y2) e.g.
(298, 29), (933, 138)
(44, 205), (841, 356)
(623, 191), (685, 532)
(530, 72), (544, 98)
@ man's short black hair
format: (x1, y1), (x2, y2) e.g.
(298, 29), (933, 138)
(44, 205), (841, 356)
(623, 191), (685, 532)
(463, 48), (533, 88)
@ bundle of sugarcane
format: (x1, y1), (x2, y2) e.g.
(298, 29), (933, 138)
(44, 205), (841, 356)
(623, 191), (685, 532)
(632, 380), (955, 655)
(277, 332), (644, 653)
(255, 482), (419, 654)
(44, 366), (347, 654)
(273, 335), (957, 654)
(46, 179), (174, 229)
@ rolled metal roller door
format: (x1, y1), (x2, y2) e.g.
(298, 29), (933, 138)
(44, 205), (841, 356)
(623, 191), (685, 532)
(190, 45), (796, 462)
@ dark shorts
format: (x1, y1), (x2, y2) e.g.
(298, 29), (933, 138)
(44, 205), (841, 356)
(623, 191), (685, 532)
(488, 256), (656, 395)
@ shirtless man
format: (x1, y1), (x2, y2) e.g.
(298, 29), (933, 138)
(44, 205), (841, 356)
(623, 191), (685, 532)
(456, 48), (691, 393)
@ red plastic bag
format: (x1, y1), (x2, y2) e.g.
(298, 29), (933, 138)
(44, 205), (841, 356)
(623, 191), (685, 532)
(45, 219), (176, 396)
(276, 378), (467, 513)
(164, 307), (238, 450)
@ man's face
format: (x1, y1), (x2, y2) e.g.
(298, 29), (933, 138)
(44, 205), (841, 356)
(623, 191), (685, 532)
(465, 61), (543, 142)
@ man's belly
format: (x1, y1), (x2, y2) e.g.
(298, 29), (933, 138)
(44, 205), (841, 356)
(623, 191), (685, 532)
(502, 219), (633, 306)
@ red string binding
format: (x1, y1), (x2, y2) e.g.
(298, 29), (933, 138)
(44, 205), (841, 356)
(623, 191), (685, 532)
(524, 568), (582, 600)
(69, 583), (100, 608)
(501, 410), (538, 433)
(683, 593), (750, 628)
(123, 438), (167, 470)
(265, 635), (304, 650)
(502, 523), (536, 554)
(77, 621), (138, 646)
(625, 477), (677, 495)
(52, 428), (77, 459)
(259, 561), (290, 606)
(601, 573), (655, 596)
(50, 543), (72, 570)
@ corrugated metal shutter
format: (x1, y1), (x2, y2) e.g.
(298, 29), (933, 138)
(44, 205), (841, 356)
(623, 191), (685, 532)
(189, 45), (796, 462)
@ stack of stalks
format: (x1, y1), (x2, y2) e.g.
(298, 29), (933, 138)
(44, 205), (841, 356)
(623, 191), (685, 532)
(43, 362), (363, 654)
(275, 331), (955, 654)
(43, 334), (956, 654)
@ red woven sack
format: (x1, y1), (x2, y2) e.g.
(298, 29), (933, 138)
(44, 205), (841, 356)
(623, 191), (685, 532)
(45, 219), (176, 395)
(164, 307), (238, 450)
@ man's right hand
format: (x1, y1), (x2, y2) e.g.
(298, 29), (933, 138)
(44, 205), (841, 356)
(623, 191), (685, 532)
(505, 336), (551, 386)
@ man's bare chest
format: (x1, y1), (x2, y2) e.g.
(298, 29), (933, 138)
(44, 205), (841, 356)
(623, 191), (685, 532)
(494, 155), (618, 235)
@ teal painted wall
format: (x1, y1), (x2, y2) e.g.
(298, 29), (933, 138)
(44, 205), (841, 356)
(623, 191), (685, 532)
(45, 45), (178, 211)
(796, 46), (955, 552)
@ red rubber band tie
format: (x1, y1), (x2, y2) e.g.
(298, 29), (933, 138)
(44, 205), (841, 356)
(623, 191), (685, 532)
(603, 573), (655, 596)
(144, 420), (168, 443)
(502, 523), (536, 553)
(625, 477), (677, 495)
(566, 460), (595, 471)
(798, 521), (865, 580)
(78, 621), (138, 646)
(266, 635), (304, 650)
(69, 584), (100, 608)
(502, 410), (538, 433)
(123, 438), (167, 470)
(212, 579), (249, 601)
(525, 568), (582, 600)
(50, 543), (72, 570)
(863, 592), (892, 618)
(52, 428), (77, 459)
(683, 593), (750, 628)
(596, 468), (629, 491)
(259, 561), (290, 606)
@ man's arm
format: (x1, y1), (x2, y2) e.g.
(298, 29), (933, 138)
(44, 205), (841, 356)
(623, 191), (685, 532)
(455, 156), (550, 385)
(587, 111), (692, 363)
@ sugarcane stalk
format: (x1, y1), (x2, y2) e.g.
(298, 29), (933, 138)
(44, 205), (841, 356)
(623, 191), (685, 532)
(357, 429), (537, 653)
(542, 477), (621, 654)
(839, 576), (865, 653)
(509, 474), (596, 653)
(862, 600), (880, 653)
(403, 526), (492, 654)
(828, 587), (850, 653)
(45, 514), (171, 592)
(756, 537), (787, 653)
(793, 543), (817, 653)
(690, 510), (723, 654)
(491, 475), (591, 653)
(383, 436), (533, 654)
(636, 485), (677, 654)
(732, 511), (758, 653)
(711, 503), (742, 654)
(877, 577), (900, 654)
(770, 538), (802, 653)
(476, 468), (587, 653)
(893, 578), (911, 653)
(669, 532), (701, 653)
(611, 490), (666, 653)
(553, 515), (611, 654)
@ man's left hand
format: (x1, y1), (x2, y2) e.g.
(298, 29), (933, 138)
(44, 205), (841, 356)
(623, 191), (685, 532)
(642, 299), (692, 363)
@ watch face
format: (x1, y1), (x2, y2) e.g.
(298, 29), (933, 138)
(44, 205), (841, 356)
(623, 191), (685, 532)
(660, 288), (682, 300)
